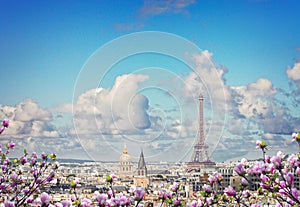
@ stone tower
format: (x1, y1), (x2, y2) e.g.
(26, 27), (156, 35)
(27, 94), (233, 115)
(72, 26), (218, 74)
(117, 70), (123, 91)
(134, 150), (149, 188)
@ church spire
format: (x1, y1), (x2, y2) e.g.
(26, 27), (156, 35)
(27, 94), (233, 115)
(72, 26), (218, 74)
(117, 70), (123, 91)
(138, 150), (146, 168)
(137, 149), (147, 177)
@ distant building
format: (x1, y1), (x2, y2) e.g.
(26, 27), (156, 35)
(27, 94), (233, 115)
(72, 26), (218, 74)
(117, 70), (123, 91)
(118, 145), (133, 179)
(134, 150), (149, 188)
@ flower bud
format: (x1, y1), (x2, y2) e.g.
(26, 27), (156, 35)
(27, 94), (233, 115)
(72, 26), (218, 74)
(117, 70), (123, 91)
(2, 119), (9, 128)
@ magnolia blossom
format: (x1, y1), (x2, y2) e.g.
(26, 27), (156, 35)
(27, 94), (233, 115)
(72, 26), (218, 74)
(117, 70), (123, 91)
(291, 188), (299, 199)
(208, 172), (223, 184)
(135, 187), (146, 200)
(224, 186), (236, 197)
(172, 183), (179, 192)
(4, 201), (15, 207)
(7, 142), (15, 149)
(287, 154), (299, 167)
(81, 198), (92, 207)
(62, 200), (71, 207)
(292, 132), (300, 142)
(203, 184), (212, 193)
(241, 178), (248, 186)
(2, 119), (9, 128)
(270, 155), (282, 168)
(129, 185), (136, 193)
(234, 163), (246, 175)
(284, 172), (294, 187)
(40, 192), (51, 205)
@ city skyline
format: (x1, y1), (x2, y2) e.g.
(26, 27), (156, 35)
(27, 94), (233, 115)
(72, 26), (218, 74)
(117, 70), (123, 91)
(0, 0), (300, 162)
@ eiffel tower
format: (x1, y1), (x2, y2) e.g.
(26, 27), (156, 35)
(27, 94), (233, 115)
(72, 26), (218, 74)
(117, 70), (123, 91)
(188, 95), (215, 169)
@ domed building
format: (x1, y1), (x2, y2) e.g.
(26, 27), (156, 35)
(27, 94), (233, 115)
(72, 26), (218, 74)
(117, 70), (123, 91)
(118, 145), (133, 178)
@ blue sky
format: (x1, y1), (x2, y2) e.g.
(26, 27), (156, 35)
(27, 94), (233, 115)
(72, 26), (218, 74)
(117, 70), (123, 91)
(1, 0), (300, 163)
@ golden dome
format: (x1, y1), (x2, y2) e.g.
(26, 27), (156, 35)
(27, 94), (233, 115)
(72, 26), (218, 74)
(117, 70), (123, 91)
(120, 145), (132, 162)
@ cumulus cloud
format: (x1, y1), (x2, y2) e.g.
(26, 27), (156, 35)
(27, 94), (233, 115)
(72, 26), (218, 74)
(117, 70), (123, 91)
(72, 74), (151, 136)
(0, 99), (58, 138)
(50, 103), (72, 113)
(230, 78), (276, 119)
(286, 61), (300, 90)
(228, 78), (295, 137)
(183, 50), (230, 110)
(14, 99), (52, 122)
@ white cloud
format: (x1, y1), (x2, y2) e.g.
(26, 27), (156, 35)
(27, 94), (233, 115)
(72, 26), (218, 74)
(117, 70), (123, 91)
(230, 78), (276, 119)
(286, 61), (300, 90)
(139, 0), (195, 16)
(0, 99), (59, 138)
(50, 103), (72, 113)
(287, 62), (300, 80)
(72, 74), (151, 136)
(14, 99), (52, 122)
(183, 50), (230, 110)
(247, 78), (277, 96)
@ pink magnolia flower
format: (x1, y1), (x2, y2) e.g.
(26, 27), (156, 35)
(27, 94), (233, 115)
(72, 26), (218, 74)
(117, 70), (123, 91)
(284, 172), (294, 186)
(41, 152), (47, 160)
(208, 172), (223, 184)
(203, 184), (212, 193)
(260, 174), (269, 183)
(234, 163), (246, 175)
(21, 156), (27, 165)
(270, 155), (282, 168)
(292, 132), (300, 142)
(190, 200), (197, 207)
(129, 185), (136, 193)
(206, 197), (213, 205)
(0, 127), (4, 134)
(135, 187), (145, 200)
(277, 151), (284, 158)
(10, 173), (18, 181)
(7, 142), (15, 149)
(264, 155), (271, 163)
(23, 188), (30, 194)
(291, 188), (299, 199)
(4, 201), (15, 207)
(40, 192), (51, 204)
(241, 178), (248, 186)
(172, 183), (179, 192)
(159, 189), (168, 199)
(107, 190), (113, 198)
(224, 186), (236, 197)
(296, 167), (300, 175)
(287, 154), (299, 167)
(81, 198), (92, 207)
(2, 119), (9, 128)
(279, 188), (288, 195)
(94, 191), (108, 205)
(62, 200), (71, 207)
(241, 158), (248, 165)
(242, 190), (250, 198)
